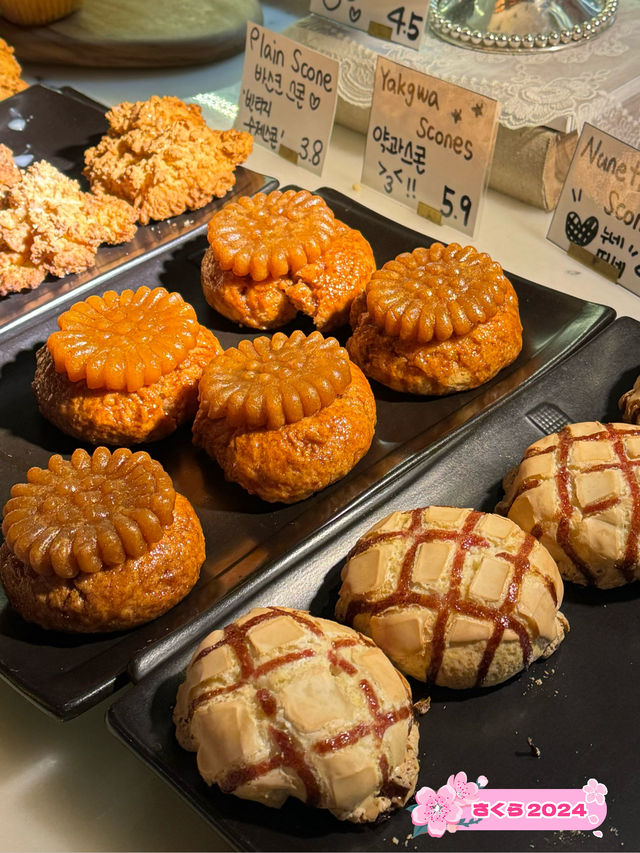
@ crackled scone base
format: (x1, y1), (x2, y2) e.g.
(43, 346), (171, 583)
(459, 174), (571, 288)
(497, 421), (640, 589)
(33, 325), (221, 445)
(202, 222), (375, 332)
(347, 289), (522, 395)
(193, 363), (375, 503)
(201, 246), (297, 329)
(174, 607), (419, 822)
(336, 507), (567, 688)
(0, 492), (204, 632)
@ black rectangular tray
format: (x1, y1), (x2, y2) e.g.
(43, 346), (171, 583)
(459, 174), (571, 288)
(0, 84), (274, 337)
(108, 316), (640, 853)
(0, 187), (614, 720)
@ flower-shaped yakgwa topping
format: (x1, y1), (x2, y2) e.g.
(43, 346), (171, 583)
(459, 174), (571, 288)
(1, 447), (176, 578)
(47, 286), (199, 392)
(367, 243), (510, 344)
(207, 189), (336, 281)
(200, 330), (351, 430)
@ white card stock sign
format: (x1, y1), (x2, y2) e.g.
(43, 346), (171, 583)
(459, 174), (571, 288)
(235, 23), (339, 176)
(362, 56), (499, 236)
(548, 123), (640, 294)
(310, 0), (428, 49)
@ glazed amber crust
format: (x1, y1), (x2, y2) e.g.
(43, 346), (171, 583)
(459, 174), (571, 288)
(202, 221), (375, 332)
(0, 492), (204, 632)
(347, 289), (522, 395)
(193, 364), (376, 503)
(33, 325), (221, 445)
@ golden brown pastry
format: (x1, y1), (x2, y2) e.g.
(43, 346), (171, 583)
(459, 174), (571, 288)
(33, 286), (222, 445)
(0, 142), (20, 191)
(202, 189), (375, 332)
(192, 330), (376, 503)
(0, 157), (137, 296)
(0, 37), (28, 101)
(619, 377), (640, 424)
(83, 95), (253, 224)
(347, 243), (522, 395)
(0, 447), (204, 632)
(336, 506), (567, 689)
(174, 606), (419, 822)
(497, 421), (640, 589)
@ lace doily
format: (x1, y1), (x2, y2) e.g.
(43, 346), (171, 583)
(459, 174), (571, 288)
(285, 0), (640, 141)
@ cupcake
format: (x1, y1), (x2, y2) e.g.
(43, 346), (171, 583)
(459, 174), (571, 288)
(174, 606), (419, 822)
(33, 286), (221, 445)
(192, 330), (376, 503)
(347, 243), (522, 394)
(0, 446), (205, 632)
(0, 0), (81, 26)
(202, 189), (375, 332)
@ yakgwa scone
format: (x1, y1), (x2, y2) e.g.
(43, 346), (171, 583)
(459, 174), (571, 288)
(347, 243), (522, 394)
(497, 421), (640, 589)
(192, 330), (376, 503)
(202, 189), (375, 331)
(0, 447), (205, 632)
(33, 286), (221, 445)
(336, 506), (568, 689)
(173, 606), (419, 822)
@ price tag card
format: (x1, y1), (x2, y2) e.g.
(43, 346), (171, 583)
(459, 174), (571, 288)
(548, 124), (640, 293)
(309, 0), (428, 49)
(235, 23), (339, 175)
(362, 57), (499, 237)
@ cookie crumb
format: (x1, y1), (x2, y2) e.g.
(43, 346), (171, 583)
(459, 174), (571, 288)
(392, 837), (399, 845)
(352, 182), (361, 192)
(527, 736), (541, 758)
(413, 697), (431, 716)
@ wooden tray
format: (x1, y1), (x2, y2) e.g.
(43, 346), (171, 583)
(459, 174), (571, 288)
(0, 0), (262, 67)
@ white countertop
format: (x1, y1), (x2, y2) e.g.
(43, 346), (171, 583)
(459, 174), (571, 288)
(2, 3), (640, 851)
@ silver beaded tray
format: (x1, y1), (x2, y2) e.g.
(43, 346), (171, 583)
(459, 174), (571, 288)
(428, 0), (618, 52)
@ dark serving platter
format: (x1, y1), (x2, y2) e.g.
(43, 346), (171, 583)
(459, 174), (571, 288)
(0, 187), (614, 719)
(0, 84), (274, 337)
(108, 316), (640, 853)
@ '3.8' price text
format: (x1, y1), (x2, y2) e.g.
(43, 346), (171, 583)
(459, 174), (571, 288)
(299, 137), (324, 167)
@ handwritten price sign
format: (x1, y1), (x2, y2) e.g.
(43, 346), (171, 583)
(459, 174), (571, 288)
(362, 56), (499, 236)
(310, 0), (428, 49)
(235, 24), (339, 175)
(548, 123), (640, 294)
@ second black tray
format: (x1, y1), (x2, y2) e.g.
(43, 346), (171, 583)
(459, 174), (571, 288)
(108, 316), (640, 853)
